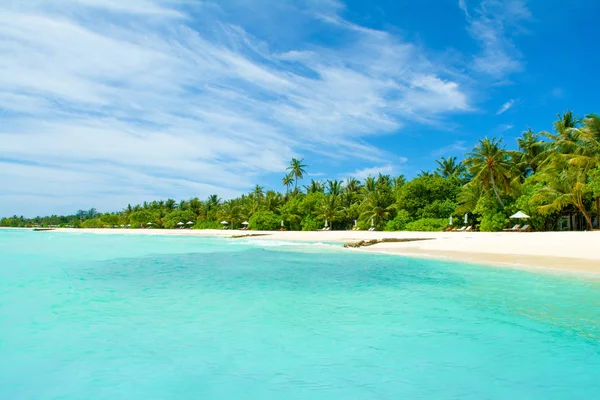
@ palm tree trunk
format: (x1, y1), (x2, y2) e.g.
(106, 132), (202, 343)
(490, 173), (505, 207)
(577, 202), (594, 230)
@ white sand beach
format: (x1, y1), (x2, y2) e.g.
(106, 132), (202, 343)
(44, 228), (600, 275)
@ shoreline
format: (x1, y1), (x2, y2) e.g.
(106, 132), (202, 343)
(11, 227), (600, 276)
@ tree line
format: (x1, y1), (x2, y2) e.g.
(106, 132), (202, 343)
(2, 111), (599, 232)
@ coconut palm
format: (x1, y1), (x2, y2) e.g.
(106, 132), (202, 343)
(517, 128), (546, 175)
(252, 185), (264, 199)
(304, 179), (324, 194)
(362, 177), (377, 198)
(317, 195), (341, 230)
(435, 156), (466, 179)
(282, 173), (294, 194)
(286, 158), (307, 191)
(326, 179), (343, 196)
(344, 177), (361, 194)
(361, 190), (395, 229)
(532, 163), (594, 229)
(464, 137), (514, 207)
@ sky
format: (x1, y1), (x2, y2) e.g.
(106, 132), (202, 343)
(1, 0), (600, 217)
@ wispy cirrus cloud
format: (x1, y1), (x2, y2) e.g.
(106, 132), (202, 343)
(1, 0), (476, 215)
(497, 99), (515, 114)
(431, 141), (468, 157)
(463, 0), (531, 79)
(458, 0), (470, 17)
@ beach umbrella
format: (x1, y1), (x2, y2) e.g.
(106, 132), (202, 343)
(127, 224), (131, 227)
(177, 222), (184, 226)
(449, 216), (453, 226)
(220, 221), (228, 225)
(510, 211), (530, 219)
(147, 222), (153, 225)
(120, 224), (125, 227)
(464, 214), (468, 224)
(242, 221), (249, 225)
(324, 220), (328, 228)
(281, 220), (284, 227)
(370, 218), (374, 227)
(354, 219), (357, 227)
(186, 221), (194, 225)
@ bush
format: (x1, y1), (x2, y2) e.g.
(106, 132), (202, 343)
(164, 210), (197, 229)
(301, 215), (323, 231)
(384, 210), (412, 231)
(479, 212), (508, 232)
(405, 218), (447, 232)
(193, 220), (222, 230)
(81, 218), (103, 228)
(249, 211), (281, 231)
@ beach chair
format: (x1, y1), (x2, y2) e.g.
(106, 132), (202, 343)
(464, 226), (473, 231)
(503, 224), (520, 232)
(456, 226), (466, 232)
(519, 225), (531, 232)
(368, 227), (375, 231)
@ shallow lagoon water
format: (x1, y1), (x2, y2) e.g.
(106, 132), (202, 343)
(1, 229), (599, 399)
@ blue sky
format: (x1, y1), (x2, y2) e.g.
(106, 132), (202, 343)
(1, 0), (599, 216)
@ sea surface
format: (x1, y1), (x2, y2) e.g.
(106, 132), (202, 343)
(1, 229), (599, 399)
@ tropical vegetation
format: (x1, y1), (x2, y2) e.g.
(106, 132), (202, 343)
(3, 112), (599, 232)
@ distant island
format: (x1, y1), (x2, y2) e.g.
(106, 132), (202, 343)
(3, 112), (599, 232)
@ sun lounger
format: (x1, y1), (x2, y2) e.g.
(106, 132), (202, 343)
(503, 224), (521, 232)
(519, 225), (531, 232)
(368, 227), (375, 231)
(456, 226), (466, 232)
(464, 226), (472, 231)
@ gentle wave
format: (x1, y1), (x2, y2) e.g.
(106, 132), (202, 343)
(229, 239), (337, 248)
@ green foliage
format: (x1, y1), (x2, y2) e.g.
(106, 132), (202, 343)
(301, 215), (323, 231)
(163, 210), (196, 229)
(384, 210), (412, 231)
(129, 210), (156, 227)
(421, 198), (457, 219)
(405, 218), (447, 232)
(81, 218), (103, 228)
(397, 175), (461, 219)
(249, 211), (281, 231)
(479, 212), (508, 232)
(193, 220), (222, 230)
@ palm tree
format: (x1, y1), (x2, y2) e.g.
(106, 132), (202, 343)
(282, 173), (294, 194)
(207, 194), (221, 211)
(165, 199), (177, 211)
(286, 158), (307, 191)
(435, 156), (466, 178)
(304, 179), (324, 194)
(517, 128), (545, 175)
(344, 177), (361, 194)
(362, 177), (377, 197)
(218, 202), (241, 228)
(252, 185), (264, 199)
(326, 179), (343, 196)
(318, 195), (341, 230)
(532, 163), (594, 229)
(361, 190), (395, 229)
(464, 137), (513, 207)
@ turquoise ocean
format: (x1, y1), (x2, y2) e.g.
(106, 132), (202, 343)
(1, 229), (599, 399)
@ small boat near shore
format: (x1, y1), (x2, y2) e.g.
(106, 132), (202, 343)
(33, 228), (56, 231)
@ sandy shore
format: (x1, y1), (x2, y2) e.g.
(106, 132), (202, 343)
(34, 228), (600, 275)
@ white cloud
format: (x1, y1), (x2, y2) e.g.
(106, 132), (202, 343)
(458, 0), (469, 17)
(0, 0), (475, 215)
(432, 141), (468, 157)
(465, 0), (531, 79)
(496, 99), (515, 115)
(346, 161), (407, 181)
